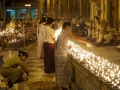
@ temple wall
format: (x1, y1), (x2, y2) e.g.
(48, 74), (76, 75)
(9, 0), (120, 30)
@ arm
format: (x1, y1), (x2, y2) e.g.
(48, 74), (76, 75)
(19, 61), (29, 76)
(69, 31), (91, 45)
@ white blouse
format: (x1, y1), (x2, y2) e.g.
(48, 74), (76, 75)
(42, 26), (55, 44)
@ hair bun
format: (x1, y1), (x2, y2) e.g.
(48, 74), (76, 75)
(18, 50), (28, 58)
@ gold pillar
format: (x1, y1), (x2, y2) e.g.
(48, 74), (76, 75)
(89, 0), (94, 20)
(58, 0), (61, 17)
(118, 0), (120, 20)
(53, 0), (55, 18)
(80, 0), (82, 16)
(100, 0), (104, 20)
(51, 0), (55, 18)
(61, 0), (68, 20)
(2, 0), (5, 19)
(73, 0), (75, 16)
(50, 0), (52, 16)
(118, 0), (120, 29)
(37, 0), (42, 18)
(104, 0), (108, 20)
(47, 0), (50, 16)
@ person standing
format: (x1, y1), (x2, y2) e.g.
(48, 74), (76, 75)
(37, 17), (46, 59)
(71, 15), (78, 34)
(79, 15), (86, 31)
(54, 22), (92, 90)
(41, 17), (55, 73)
(79, 15), (87, 37)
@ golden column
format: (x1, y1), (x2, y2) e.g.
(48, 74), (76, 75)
(118, 0), (120, 29)
(118, 0), (120, 20)
(73, 0), (75, 16)
(37, 0), (40, 18)
(2, 0), (5, 19)
(61, 0), (68, 20)
(100, 0), (104, 20)
(80, 0), (82, 16)
(89, 0), (94, 20)
(47, 0), (50, 16)
(57, 0), (61, 18)
(37, 0), (42, 18)
(104, 0), (108, 20)
(68, 0), (74, 18)
(51, 0), (55, 18)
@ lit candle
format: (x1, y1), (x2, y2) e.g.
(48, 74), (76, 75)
(67, 40), (120, 88)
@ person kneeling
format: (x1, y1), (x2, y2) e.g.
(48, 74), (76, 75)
(0, 50), (29, 88)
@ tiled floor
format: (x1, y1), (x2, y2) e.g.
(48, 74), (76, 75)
(0, 42), (55, 90)
(18, 42), (55, 90)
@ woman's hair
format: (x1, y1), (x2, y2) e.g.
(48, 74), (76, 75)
(40, 17), (46, 23)
(62, 22), (71, 29)
(46, 17), (54, 24)
(18, 50), (28, 58)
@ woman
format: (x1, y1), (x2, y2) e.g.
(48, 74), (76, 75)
(37, 17), (46, 59)
(0, 50), (29, 88)
(54, 22), (91, 90)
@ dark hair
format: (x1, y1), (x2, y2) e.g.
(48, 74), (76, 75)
(18, 50), (28, 58)
(62, 22), (71, 29)
(46, 17), (54, 24)
(41, 17), (46, 22)
(94, 16), (99, 21)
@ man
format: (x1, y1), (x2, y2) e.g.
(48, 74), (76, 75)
(41, 17), (55, 73)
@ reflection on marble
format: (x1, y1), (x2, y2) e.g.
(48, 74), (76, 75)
(0, 43), (55, 90)
(18, 42), (55, 90)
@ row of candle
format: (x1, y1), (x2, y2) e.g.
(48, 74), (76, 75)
(0, 28), (14, 36)
(67, 40), (120, 89)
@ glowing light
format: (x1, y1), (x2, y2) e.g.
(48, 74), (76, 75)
(55, 27), (62, 41)
(25, 4), (31, 7)
(67, 40), (120, 89)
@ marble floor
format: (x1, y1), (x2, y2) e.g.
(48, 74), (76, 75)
(0, 42), (55, 90)
(18, 42), (55, 90)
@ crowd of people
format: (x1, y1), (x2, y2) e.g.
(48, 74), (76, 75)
(0, 15), (92, 90)
(0, 19), (38, 49)
(71, 15), (87, 37)
(37, 16), (92, 90)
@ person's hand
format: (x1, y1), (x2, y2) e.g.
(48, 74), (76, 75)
(86, 43), (92, 47)
(23, 75), (29, 81)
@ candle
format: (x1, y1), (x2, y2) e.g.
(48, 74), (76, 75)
(67, 40), (120, 88)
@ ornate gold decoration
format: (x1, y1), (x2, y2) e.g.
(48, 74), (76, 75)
(89, 0), (96, 3)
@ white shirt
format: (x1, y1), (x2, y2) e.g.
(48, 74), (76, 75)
(42, 26), (55, 44)
(37, 24), (45, 40)
(71, 17), (77, 24)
